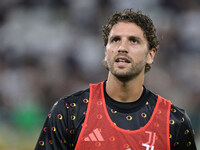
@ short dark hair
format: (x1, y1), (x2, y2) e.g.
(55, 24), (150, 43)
(102, 9), (159, 73)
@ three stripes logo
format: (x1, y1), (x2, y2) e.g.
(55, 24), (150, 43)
(84, 128), (104, 141)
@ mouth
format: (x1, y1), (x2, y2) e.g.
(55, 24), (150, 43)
(115, 56), (131, 63)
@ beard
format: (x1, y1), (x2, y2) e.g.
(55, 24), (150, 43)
(102, 55), (147, 82)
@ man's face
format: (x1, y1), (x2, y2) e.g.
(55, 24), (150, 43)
(104, 22), (155, 80)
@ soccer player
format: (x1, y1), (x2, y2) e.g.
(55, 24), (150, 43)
(35, 9), (197, 150)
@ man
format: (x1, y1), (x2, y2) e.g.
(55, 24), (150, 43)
(35, 9), (197, 150)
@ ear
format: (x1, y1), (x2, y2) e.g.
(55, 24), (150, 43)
(146, 48), (156, 65)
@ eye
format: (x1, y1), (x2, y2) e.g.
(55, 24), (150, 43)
(111, 37), (120, 43)
(130, 38), (138, 44)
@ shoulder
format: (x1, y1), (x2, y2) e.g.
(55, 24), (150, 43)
(169, 103), (195, 141)
(170, 104), (189, 126)
(60, 88), (90, 105)
(170, 104), (196, 149)
(153, 94), (192, 128)
(156, 94), (194, 131)
(160, 97), (191, 126)
(50, 88), (90, 114)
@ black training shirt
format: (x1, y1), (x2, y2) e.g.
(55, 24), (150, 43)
(35, 81), (197, 150)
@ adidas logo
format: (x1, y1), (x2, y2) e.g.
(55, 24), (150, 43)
(84, 128), (104, 141)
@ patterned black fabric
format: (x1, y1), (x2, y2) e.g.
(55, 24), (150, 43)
(35, 82), (197, 150)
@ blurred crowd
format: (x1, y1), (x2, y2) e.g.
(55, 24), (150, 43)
(0, 0), (199, 149)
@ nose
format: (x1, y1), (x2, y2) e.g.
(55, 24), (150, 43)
(118, 40), (128, 53)
(118, 48), (128, 53)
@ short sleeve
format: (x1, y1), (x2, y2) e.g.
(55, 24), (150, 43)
(35, 99), (72, 150)
(170, 107), (197, 150)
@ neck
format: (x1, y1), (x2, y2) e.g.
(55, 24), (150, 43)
(106, 72), (144, 103)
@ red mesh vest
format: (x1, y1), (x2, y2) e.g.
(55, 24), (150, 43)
(75, 82), (171, 150)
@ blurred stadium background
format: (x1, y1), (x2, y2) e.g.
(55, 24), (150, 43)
(0, 0), (199, 149)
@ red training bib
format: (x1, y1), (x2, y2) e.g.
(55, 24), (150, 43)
(75, 82), (171, 150)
